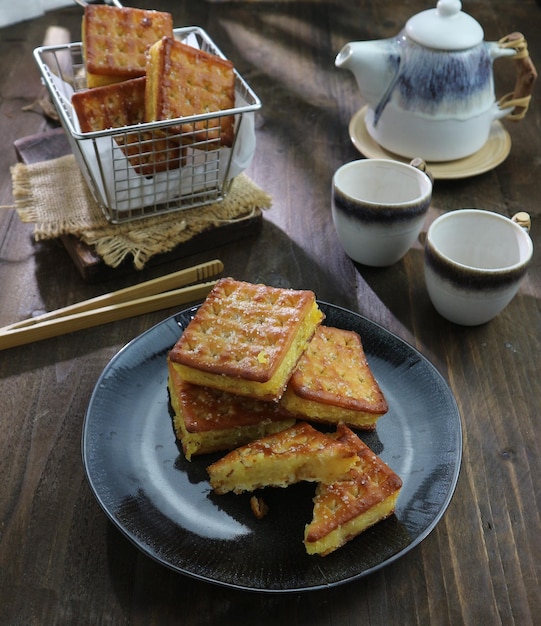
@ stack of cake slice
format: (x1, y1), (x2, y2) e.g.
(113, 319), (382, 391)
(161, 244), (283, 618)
(167, 277), (402, 556)
(168, 277), (324, 455)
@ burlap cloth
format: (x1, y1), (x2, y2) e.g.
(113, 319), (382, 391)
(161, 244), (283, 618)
(10, 154), (271, 270)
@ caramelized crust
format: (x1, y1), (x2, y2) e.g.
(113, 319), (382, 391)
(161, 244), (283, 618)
(281, 326), (388, 429)
(167, 358), (295, 460)
(304, 425), (402, 556)
(207, 422), (359, 495)
(83, 5), (173, 86)
(145, 36), (236, 146)
(71, 77), (183, 175)
(169, 278), (324, 401)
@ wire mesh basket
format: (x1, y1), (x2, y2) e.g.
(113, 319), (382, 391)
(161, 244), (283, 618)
(34, 27), (261, 224)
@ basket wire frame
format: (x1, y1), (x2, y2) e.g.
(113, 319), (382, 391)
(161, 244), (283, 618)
(34, 27), (261, 224)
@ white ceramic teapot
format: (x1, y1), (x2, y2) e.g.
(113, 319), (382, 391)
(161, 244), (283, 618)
(335, 0), (537, 162)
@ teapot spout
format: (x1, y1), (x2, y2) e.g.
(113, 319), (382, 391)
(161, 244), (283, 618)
(335, 40), (400, 109)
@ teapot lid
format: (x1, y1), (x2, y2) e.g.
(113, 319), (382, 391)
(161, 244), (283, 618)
(405, 0), (484, 50)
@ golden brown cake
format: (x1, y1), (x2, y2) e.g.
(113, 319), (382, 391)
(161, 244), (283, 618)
(145, 36), (236, 146)
(304, 424), (402, 556)
(71, 77), (182, 175)
(280, 325), (388, 430)
(167, 357), (296, 460)
(206, 421), (359, 495)
(168, 278), (325, 402)
(72, 76), (147, 131)
(82, 5), (173, 88)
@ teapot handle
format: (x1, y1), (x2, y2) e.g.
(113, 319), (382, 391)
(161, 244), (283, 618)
(496, 33), (537, 121)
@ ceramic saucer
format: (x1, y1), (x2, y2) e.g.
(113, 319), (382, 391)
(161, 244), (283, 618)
(349, 106), (512, 180)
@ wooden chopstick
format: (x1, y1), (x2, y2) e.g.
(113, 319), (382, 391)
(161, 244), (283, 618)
(0, 280), (218, 351)
(2, 259), (223, 333)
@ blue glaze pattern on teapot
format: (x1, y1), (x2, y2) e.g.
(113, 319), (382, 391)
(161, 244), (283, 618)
(394, 34), (494, 116)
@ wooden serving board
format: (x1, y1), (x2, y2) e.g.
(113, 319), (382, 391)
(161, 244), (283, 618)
(13, 128), (263, 282)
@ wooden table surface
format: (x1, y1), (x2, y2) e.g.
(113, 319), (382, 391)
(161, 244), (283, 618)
(1, 1), (540, 624)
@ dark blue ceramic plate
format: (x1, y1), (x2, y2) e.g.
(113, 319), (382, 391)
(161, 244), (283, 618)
(82, 302), (462, 593)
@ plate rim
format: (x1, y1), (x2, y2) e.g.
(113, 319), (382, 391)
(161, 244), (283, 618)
(82, 302), (462, 593)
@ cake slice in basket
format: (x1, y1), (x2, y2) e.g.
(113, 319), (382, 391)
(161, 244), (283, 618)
(304, 424), (402, 556)
(145, 36), (236, 147)
(206, 421), (359, 495)
(280, 325), (388, 430)
(82, 5), (173, 88)
(167, 357), (296, 460)
(168, 278), (324, 402)
(72, 76), (148, 131)
(71, 77), (183, 175)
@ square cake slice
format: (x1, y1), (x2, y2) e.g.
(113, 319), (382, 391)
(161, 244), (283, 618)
(145, 36), (236, 146)
(168, 278), (324, 401)
(304, 424), (402, 556)
(71, 77), (183, 175)
(167, 358), (295, 460)
(82, 5), (173, 88)
(207, 422), (359, 495)
(280, 325), (388, 430)
(72, 76), (147, 131)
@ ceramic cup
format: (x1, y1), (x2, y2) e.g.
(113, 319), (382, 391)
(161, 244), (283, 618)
(424, 209), (533, 326)
(332, 158), (432, 267)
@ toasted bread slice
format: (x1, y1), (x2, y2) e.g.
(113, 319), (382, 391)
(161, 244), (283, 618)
(167, 358), (295, 460)
(304, 425), (402, 556)
(145, 36), (236, 146)
(280, 326), (388, 430)
(168, 278), (324, 402)
(82, 5), (173, 88)
(71, 77), (183, 175)
(206, 422), (359, 495)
